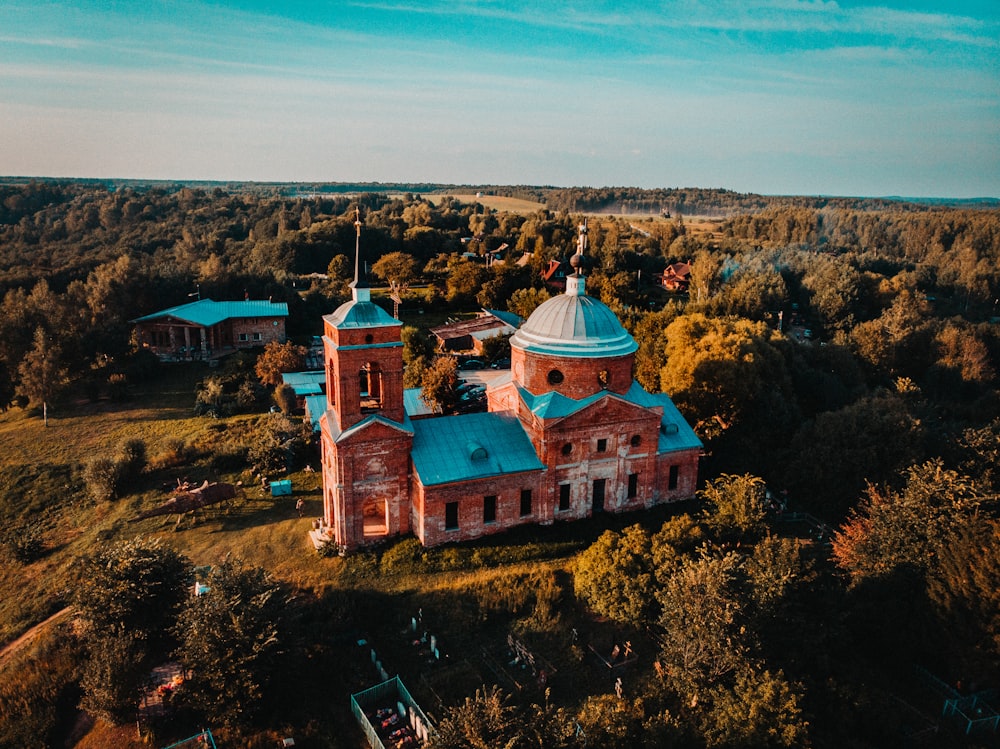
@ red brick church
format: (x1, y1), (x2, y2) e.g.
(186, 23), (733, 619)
(317, 216), (701, 553)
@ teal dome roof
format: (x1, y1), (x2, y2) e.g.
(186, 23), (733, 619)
(511, 292), (637, 358)
(325, 299), (398, 329)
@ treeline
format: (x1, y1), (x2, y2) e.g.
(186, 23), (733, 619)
(542, 186), (936, 216)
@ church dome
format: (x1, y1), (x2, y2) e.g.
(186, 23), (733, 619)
(511, 291), (638, 358)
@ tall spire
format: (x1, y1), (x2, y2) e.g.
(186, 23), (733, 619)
(350, 206), (371, 302)
(566, 219), (588, 296)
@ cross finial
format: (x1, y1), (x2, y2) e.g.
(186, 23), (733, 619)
(351, 206), (369, 291)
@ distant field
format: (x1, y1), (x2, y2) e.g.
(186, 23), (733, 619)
(428, 192), (546, 214)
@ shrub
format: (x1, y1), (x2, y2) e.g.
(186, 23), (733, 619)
(380, 538), (426, 574)
(83, 456), (122, 502)
(150, 438), (190, 470)
(274, 384), (298, 415)
(2, 520), (46, 563)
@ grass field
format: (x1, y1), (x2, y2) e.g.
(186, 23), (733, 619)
(427, 193), (546, 214)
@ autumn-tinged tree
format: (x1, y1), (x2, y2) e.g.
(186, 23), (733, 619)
(254, 339), (307, 387)
(831, 460), (990, 581)
(660, 313), (794, 440)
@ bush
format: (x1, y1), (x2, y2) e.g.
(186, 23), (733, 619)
(83, 456), (122, 502)
(118, 438), (147, 488)
(380, 538), (426, 574)
(274, 384), (298, 415)
(2, 520), (46, 563)
(150, 438), (190, 470)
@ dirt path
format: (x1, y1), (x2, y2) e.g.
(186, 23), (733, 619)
(0, 606), (74, 664)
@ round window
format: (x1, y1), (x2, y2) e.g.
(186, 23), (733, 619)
(630, 434), (642, 447)
(365, 334), (374, 344)
(548, 369), (564, 385)
(561, 443), (573, 456)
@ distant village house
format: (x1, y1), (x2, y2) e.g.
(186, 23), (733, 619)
(132, 298), (289, 361)
(430, 310), (521, 354)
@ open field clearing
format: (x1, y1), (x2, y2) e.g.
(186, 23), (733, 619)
(428, 192), (546, 214)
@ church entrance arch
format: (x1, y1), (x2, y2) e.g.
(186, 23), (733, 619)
(362, 495), (389, 537)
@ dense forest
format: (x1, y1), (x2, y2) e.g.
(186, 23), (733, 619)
(0, 178), (998, 748)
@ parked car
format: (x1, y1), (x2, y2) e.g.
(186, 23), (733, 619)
(459, 358), (485, 370)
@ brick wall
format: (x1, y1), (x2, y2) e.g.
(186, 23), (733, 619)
(231, 316), (285, 348)
(413, 470), (545, 548)
(322, 419), (413, 552)
(511, 348), (635, 399)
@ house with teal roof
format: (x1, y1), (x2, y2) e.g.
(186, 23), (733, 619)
(132, 298), (288, 361)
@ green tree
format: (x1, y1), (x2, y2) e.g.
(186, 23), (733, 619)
(926, 519), (1000, 672)
(372, 250), (419, 296)
(429, 685), (520, 749)
(174, 559), (288, 728)
(246, 413), (308, 476)
(702, 473), (769, 539)
(254, 339), (307, 387)
(477, 264), (532, 310)
(573, 525), (655, 625)
(656, 549), (749, 700)
(83, 456), (123, 502)
(701, 668), (809, 748)
(744, 533), (808, 613)
(782, 390), (924, 519)
(430, 685), (582, 749)
(16, 327), (69, 425)
(508, 287), (551, 320)
(479, 333), (511, 365)
(401, 325), (436, 365)
(421, 356), (461, 414)
(75, 536), (192, 648)
(446, 260), (490, 307)
(79, 633), (147, 726)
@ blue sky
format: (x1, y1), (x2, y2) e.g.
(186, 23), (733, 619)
(1, 1), (997, 197)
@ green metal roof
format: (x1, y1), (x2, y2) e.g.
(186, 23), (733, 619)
(411, 411), (544, 486)
(403, 387), (439, 417)
(304, 395), (327, 431)
(281, 370), (325, 396)
(517, 381), (702, 454)
(132, 298), (288, 326)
